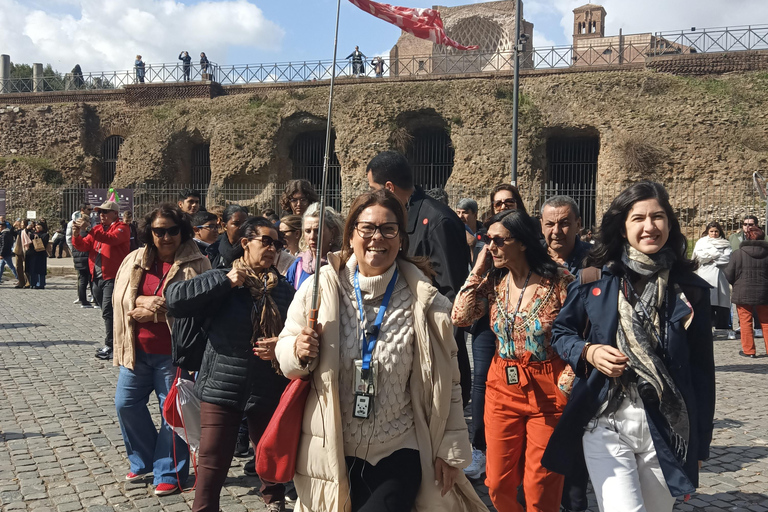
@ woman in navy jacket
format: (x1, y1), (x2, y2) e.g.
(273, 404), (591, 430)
(542, 181), (715, 512)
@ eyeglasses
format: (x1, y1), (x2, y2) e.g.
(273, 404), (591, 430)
(481, 235), (514, 247)
(493, 199), (517, 210)
(252, 235), (284, 251)
(151, 226), (181, 237)
(744, 222), (756, 226)
(354, 222), (399, 239)
(195, 224), (218, 231)
(289, 197), (309, 205)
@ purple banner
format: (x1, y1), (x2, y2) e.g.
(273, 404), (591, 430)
(85, 189), (134, 214)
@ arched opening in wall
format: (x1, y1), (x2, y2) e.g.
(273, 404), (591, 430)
(289, 131), (341, 211)
(406, 128), (455, 190)
(546, 136), (600, 230)
(101, 135), (124, 185)
(191, 144), (211, 186)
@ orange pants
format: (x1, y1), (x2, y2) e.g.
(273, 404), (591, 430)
(737, 304), (768, 356)
(484, 354), (566, 512)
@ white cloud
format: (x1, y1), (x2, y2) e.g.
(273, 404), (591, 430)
(0, 0), (284, 72)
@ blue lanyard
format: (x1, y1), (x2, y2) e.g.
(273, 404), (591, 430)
(353, 266), (399, 375)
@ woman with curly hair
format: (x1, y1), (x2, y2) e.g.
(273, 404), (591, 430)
(280, 179), (319, 216)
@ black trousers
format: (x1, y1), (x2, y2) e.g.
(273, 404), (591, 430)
(92, 277), (115, 347)
(77, 268), (91, 304)
(345, 449), (421, 512)
(455, 327), (472, 408)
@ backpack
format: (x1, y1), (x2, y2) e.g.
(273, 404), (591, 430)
(171, 315), (212, 372)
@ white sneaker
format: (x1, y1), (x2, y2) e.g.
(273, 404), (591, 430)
(727, 330), (737, 340)
(463, 449), (486, 480)
(73, 298), (80, 304)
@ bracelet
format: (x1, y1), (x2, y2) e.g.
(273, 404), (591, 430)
(581, 342), (593, 366)
(153, 312), (158, 323)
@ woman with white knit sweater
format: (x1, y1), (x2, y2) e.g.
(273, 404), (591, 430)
(275, 189), (486, 512)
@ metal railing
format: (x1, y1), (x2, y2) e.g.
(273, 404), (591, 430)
(1, 25), (766, 94)
(3, 179), (764, 244)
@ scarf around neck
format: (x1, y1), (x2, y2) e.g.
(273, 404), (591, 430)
(616, 244), (689, 463)
(232, 258), (283, 371)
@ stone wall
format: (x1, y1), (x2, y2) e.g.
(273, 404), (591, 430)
(1, 57), (767, 228)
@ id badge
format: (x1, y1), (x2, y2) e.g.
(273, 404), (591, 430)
(353, 393), (372, 419)
(506, 365), (519, 385)
(353, 359), (377, 395)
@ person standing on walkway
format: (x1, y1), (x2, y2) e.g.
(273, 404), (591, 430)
(693, 222), (733, 332)
(725, 226), (768, 358)
(112, 204), (210, 496)
(211, 205), (249, 269)
(166, 216), (294, 512)
(346, 46), (366, 77)
(543, 181), (715, 512)
(541, 195), (591, 275)
(452, 209), (575, 512)
(72, 200), (131, 360)
(28, 220), (49, 289)
(68, 204), (94, 307)
(200, 52), (209, 74)
(13, 220), (28, 288)
(135, 55), (145, 83)
(0, 222), (18, 284)
(179, 51), (192, 81)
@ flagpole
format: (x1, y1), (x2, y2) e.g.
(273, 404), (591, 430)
(510, 0), (521, 187)
(309, 0), (343, 329)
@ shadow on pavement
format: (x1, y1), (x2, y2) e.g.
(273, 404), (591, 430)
(702, 445), (768, 472)
(0, 323), (46, 329)
(0, 339), (97, 347)
(715, 363), (768, 374)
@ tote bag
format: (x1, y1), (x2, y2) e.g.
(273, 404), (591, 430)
(33, 237), (46, 252)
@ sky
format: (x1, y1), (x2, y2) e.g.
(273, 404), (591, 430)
(1, 0), (767, 73)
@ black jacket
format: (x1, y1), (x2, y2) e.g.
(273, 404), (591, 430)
(406, 187), (469, 302)
(724, 240), (768, 305)
(542, 266), (715, 497)
(165, 268), (295, 412)
(194, 238), (220, 265)
(28, 231), (49, 275)
(0, 228), (13, 257)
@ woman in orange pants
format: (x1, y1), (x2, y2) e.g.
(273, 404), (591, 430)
(453, 209), (574, 511)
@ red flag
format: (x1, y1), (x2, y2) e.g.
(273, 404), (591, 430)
(348, 0), (479, 51)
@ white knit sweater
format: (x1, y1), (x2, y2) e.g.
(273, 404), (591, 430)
(338, 257), (418, 464)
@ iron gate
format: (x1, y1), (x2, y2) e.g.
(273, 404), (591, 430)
(406, 128), (454, 190)
(289, 131), (342, 210)
(545, 137), (600, 229)
(101, 135), (124, 185)
(192, 144), (212, 185)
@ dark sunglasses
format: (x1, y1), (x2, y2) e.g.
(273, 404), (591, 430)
(481, 235), (513, 247)
(493, 199), (517, 210)
(253, 235), (284, 251)
(151, 226), (181, 237)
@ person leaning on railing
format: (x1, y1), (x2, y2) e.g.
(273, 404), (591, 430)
(135, 55), (145, 83)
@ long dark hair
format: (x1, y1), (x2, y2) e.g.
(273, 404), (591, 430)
(486, 183), (527, 219)
(279, 179), (320, 213)
(138, 203), (194, 247)
(586, 181), (695, 273)
(486, 209), (559, 279)
(701, 221), (725, 239)
(340, 189), (433, 278)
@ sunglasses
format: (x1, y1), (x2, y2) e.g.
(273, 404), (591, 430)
(354, 222), (399, 239)
(493, 199), (517, 210)
(151, 226), (181, 237)
(252, 235), (284, 251)
(481, 235), (513, 247)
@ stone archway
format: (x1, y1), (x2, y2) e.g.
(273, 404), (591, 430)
(389, 110), (454, 190)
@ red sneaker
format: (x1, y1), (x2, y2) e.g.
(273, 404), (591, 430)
(154, 483), (179, 496)
(125, 472), (151, 482)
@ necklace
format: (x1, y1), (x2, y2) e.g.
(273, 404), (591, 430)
(495, 269), (532, 355)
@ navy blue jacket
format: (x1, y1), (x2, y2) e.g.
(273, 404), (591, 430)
(542, 265), (715, 497)
(166, 269), (294, 413)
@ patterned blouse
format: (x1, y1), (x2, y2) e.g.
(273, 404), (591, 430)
(452, 267), (575, 363)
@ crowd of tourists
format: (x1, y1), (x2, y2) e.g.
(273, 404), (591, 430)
(3, 151), (768, 512)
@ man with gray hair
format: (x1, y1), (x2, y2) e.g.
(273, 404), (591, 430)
(540, 195), (591, 275)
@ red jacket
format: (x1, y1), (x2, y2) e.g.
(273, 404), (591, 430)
(72, 220), (131, 280)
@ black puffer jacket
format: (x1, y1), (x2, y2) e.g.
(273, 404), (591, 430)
(724, 240), (768, 305)
(165, 268), (295, 412)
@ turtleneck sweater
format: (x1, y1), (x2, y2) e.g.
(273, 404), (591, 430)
(339, 256), (418, 464)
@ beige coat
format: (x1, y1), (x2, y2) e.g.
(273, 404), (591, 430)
(112, 239), (211, 370)
(275, 253), (487, 512)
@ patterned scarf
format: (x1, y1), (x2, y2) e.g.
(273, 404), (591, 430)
(617, 245), (689, 463)
(232, 258), (283, 372)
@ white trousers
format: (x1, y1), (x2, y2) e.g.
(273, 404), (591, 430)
(582, 397), (676, 512)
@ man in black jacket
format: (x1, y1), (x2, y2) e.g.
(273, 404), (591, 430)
(0, 220), (19, 283)
(367, 151), (472, 404)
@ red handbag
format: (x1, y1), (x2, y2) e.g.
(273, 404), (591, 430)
(255, 377), (311, 483)
(163, 368), (184, 429)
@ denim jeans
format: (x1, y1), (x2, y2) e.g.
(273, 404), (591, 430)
(0, 255), (18, 280)
(115, 350), (189, 486)
(469, 320), (496, 451)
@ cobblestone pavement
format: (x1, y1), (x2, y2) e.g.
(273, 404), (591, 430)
(1, 276), (767, 512)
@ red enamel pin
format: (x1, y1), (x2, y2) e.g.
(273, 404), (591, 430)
(592, 287), (602, 296)
(422, 218), (428, 225)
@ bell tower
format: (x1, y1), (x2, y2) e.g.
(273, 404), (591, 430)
(573, 4), (606, 43)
